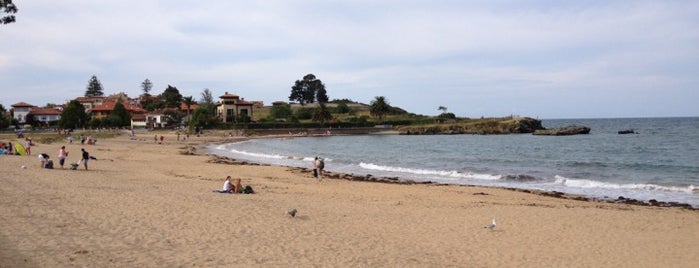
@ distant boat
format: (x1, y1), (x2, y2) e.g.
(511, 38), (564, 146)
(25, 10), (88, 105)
(618, 129), (637, 135)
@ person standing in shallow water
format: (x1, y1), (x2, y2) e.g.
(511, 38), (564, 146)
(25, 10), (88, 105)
(81, 148), (90, 170)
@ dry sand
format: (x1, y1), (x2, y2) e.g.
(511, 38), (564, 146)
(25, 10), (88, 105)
(1, 131), (698, 267)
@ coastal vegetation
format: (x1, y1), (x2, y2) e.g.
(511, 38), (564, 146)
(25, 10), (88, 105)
(6, 73), (551, 135)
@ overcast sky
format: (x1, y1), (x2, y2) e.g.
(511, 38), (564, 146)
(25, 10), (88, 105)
(1, 0), (697, 119)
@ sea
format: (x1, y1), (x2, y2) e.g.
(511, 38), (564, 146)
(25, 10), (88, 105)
(207, 117), (699, 207)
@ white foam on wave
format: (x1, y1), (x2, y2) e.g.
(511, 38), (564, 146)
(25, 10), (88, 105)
(554, 175), (695, 194)
(359, 162), (501, 181)
(226, 148), (286, 160)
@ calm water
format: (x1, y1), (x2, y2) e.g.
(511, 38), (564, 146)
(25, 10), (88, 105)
(208, 117), (699, 207)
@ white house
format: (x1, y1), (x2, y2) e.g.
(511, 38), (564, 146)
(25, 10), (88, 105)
(27, 108), (61, 125)
(10, 102), (35, 124)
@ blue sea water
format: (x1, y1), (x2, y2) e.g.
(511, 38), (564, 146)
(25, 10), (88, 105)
(207, 117), (699, 207)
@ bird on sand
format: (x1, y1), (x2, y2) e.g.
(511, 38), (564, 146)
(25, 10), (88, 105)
(485, 219), (496, 230)
(287, 208), (297, 217)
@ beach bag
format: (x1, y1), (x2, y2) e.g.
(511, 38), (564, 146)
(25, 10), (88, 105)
(317, 158), (325, 170)
(243, 185), (254, 194)
(44, 160), (54, 169)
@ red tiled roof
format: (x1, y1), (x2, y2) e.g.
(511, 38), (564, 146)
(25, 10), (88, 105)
(148, 108), (179, 115)
(179, 102), (199, 111)
(219, 93), (239, 99)
(235, 100), (255, 106)
(75, 96), (106, 102)
(91, 100), (145, 113)
(27, 108), (61, 115)
(131, 114), (147, 120)
(11, 102), (35, 107)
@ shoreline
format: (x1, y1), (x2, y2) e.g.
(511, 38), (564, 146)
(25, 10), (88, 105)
(205, 153), (697, 210)
(2, 131), (698, 267)
(200, 133), (697, 210)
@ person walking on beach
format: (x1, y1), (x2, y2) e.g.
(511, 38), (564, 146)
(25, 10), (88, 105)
(58, 146), (68, 169)
(80, 148), (90, 170)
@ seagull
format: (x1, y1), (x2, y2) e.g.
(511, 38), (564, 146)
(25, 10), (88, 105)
(287, 208), (297, 218)
(485, 219), (496, 230)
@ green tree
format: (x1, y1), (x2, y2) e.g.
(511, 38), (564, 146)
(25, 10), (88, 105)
(316, 86), (329, 103)
(161, 85), (183, 108)
(190, 106), (217, 129)
(85, 75), (104, 97)
(335, 102), (350, 114)
(1, 0), (17, 24)
(110, 101), (132, 127)
(289, 74), (328, 105)
(141, 78), (153, 96)
(295, 107), (314, 120)
(200, 88), (214, 105)
(164, 109), (184, 128)
(182, 96), (195, 127)
(85, 75), (105, 97)
(0, 104), (10, 129)
(270, 103), (292, 119)
(370, 96), (391, 121)
(191, 88), (218, 131)
(438, 106), (447, 113)
(59, 100), (90, 129)
(312, 102), (332, 126)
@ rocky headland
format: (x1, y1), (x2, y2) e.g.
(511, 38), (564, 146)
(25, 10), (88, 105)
(397, 116), (544, 135)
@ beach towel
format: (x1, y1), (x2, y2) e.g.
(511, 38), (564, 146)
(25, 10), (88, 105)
(212, 190), (232, 194)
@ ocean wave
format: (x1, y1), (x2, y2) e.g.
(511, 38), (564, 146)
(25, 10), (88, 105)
(224, 148), (287, 160)
(358, 162), (501, 181)
(554, 175), (696, 194)
(215, 145), (328, 163)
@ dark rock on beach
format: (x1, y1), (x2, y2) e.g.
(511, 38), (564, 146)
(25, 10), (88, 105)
(533, 125), (591, 136)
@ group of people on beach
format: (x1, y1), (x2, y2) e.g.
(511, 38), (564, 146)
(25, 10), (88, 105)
(213, 176), (254, 194)
(37, 146), (91, 170)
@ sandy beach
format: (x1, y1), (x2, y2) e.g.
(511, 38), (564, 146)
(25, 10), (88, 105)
(1, 131), (697, 267)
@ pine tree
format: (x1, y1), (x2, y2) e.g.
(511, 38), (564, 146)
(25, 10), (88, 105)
(141, 79), (153, 96)
(85, 75), (104, 97)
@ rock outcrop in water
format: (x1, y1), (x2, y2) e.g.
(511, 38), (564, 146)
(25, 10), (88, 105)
(397, 117), (544, 135)
(533, 125), (591, 136)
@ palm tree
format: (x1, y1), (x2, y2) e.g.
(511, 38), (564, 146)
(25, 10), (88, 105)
(182, 96), (195, 127)
(370, 96), (391, 122)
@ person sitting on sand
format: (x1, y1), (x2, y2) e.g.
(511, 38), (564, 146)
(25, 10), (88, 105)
(233, 178), (244, 193)
(213, 176), (233, 193)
